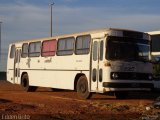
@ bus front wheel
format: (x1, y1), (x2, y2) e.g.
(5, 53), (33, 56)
(21, 74), (37, 92)
(76, 76), (92, 99)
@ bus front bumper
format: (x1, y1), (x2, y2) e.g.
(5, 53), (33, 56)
(103, 82), (154, 89)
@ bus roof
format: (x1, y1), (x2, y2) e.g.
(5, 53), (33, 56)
(146, 30), (160, 35)
(11, 28), (147, 44)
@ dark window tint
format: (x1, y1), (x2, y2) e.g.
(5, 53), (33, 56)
(19, 50), (21, 62)
(93, 41), (98, 61)
(151, 35), (160, 52)
(99, 69), (103, 82)
(29, 42), (41, 57)
(42, 40), (57, 57)
(57, 37), (75, 56)
(22, 43), (28, 58)
(10, 45), (16, 58)
(15, 49), (21, 63)
(100, 41), (103, 60)
(75, 35), (91, 54)
(92, 69), (97, 82)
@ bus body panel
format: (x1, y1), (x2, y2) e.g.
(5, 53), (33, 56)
(6, 28), (154, 95)
(7, 45), (14, 83)
(7, 44), (22, 84)
(19, 52), (90, 89)
(147, 30), (160, 91)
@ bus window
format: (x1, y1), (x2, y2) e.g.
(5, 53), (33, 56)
(29, 42), (41, 57)
(10, 45), (16, 58)
(15, 49), (21, 63)
(100, 41), (103, 61)
(21, 43), (28, 58)
(151, 35), (160, 52)
(93, 41), (98, 61)
(42, 40), (56, 57)
(57, 37), (75, 56)
(75, 35), (91, 55)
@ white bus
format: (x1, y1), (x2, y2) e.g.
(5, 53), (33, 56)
(7, 28), (154, 99)
(147, 31), (160, 59)
(147, 31), (160, 90)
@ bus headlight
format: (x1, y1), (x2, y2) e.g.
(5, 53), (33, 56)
(112, 73), (119, 79)
(148, 75), (153, 80)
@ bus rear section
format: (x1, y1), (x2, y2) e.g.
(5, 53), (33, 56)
(147, 31), (160, 91)
(7, 44), (22, 84)
(7, 28), (154, 99)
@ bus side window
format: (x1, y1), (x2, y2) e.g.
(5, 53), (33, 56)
(100, 41), (103, 61)
(57, 37), (75, 56)
(10, 45), (16, 58)
(29, 42), (41, 57)
(21, 43), (28, 58)
(18, 49), (21, 63)
(14, 49), (21, 63)
(42, 40), (57, 57)
(93, 41), (98, 61)
(75, 35), (91, 55)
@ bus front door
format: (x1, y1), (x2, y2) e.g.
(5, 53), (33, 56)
(14, 48), (21, 84)
(91, 39), (104, 92)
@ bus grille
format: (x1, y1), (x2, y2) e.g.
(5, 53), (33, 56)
(110, 72), (153, 80)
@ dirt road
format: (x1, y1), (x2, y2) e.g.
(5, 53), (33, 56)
(0, 80), (160, 120)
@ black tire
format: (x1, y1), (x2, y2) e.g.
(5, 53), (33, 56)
(115, 92), (128, 99)
(30, 86), (38, 92)
(76, 75), (92, 99)
(21, 74), (37, 92)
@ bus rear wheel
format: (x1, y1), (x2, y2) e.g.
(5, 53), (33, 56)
(21, 74), (37, 92)
(76, 76), (92, 99)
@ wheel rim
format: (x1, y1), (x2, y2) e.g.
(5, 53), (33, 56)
(80, 83), (86, 93)
(77, 76), (92, 99)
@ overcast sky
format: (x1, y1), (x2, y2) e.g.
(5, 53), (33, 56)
(0, 0), (160, 71)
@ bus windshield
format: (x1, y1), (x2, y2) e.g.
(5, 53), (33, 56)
(106, 36), (150, 62)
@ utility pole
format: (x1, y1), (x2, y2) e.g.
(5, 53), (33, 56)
(0, 22), (2, 60)
(49, 2), (54, 37)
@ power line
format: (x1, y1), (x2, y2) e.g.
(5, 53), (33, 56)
(0, 22), (2, 61)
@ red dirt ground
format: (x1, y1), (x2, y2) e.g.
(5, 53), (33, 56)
(0, 80), (160, 120)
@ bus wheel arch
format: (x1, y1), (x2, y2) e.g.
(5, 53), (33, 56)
(21, 72), (28, 88)
(76, 75), (92, 99)
(21, 72), (37, 92)
(74, 73), (85, 91)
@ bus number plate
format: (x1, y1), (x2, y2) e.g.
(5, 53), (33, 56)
(124, 66), (135, 72)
